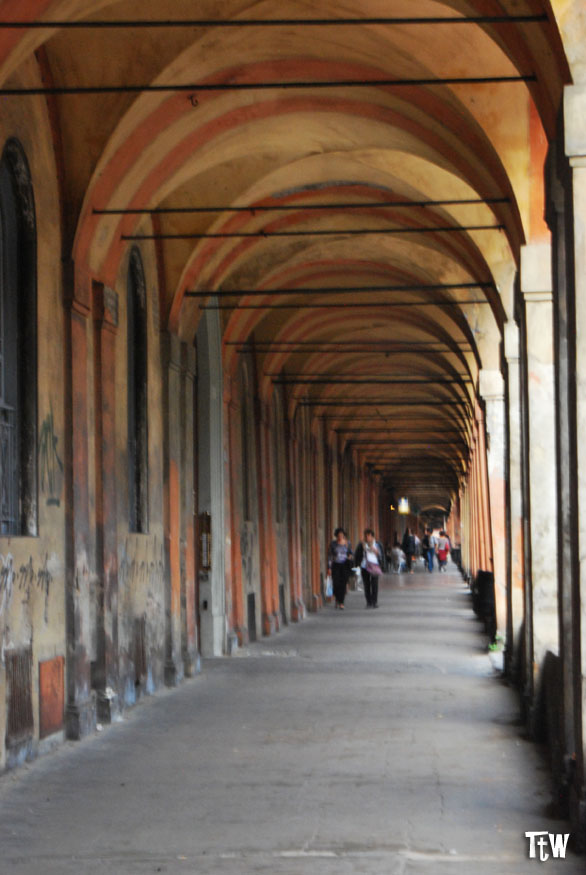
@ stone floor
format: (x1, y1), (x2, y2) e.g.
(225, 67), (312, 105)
(0, 562), (582, 873)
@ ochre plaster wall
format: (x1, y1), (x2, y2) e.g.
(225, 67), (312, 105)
(0, 56), (66, 769)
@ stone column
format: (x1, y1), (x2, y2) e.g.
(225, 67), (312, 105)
(196, 305), (226, 656)
(521, 243), (559, 686)
(286, 417), (304, 621)
(479, 370), (507, 640)
(161, 332), (183, 685)
(223, 379), (244, 650)
(504, 322), (525, 678)
(64, 263), (96, 739)
(92, 284), (120, 721)
(256, 397), (278, 635)
(329, 433), (339, 532)
(181, 344), (199, 676)
(310, 435), (322, 611)
(564, 83), (586, 841)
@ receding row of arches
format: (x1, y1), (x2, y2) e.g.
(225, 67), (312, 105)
(0, 0), (586, 849)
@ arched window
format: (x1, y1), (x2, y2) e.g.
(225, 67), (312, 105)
(127, 248), (148, 533)
(0, 140), (37, 536)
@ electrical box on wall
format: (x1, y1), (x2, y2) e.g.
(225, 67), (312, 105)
(199, 511), (211, 571)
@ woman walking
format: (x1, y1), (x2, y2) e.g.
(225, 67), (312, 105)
(355, 529), (385, 608)
(327, 527), (353, 609)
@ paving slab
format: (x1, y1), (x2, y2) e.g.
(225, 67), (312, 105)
(0, 565), (582, 873)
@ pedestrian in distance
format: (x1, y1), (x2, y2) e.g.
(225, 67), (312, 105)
(401, 527), (416, 574)
(327, 527), (354, 609)
(355, 528), (385, 608)
(390, 538), (404, 573)
(422, 527), (437, 573)
(437, 530), (451, 572)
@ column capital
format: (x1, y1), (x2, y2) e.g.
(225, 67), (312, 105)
(181, 343), (197, 379)
(564, 84), (586, 164)
(479, 369), (504, 402)
(92, 285), (119, 332)
(520, 242), (552, 299)
(161, 330), (182, 371)
(223, 374), (235, 405)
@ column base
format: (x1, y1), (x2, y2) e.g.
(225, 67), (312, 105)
(570, 785), (586, 852)
(96, 689), (122, 724)
(290, 598), (306, 622)
(65, 696), (97, 740)
(262, 612), (276, 637)
(183, 650), (201, 677)
(226, 630), (239, 654)
(310, 593), (322, 612)
(164, 658), (184, 687)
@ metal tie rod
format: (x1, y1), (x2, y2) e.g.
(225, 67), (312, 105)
(202, 300), (491, 310)
(0, 77), (535, 97)
(128, 224), (503, 242)
(239, 348), (471, 355)
(266, 372), (470, 378)
(95, 197), (509, 215)
(271, 377), (471, 384)
(298, 400), (469, 406)
(186, 281), (495, 298)
(227, 339), (472, 347)
(0, 15), (548, 29)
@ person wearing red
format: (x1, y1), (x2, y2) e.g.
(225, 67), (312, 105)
(436, 530), (451, 572)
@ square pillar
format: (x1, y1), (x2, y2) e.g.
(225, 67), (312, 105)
(63, 263), (96, 739)
(564, 83), (586, 843)
(180, 344), (199, 676)
(161, 332), (183, 686)
(92, 284), (120, 722)
(504, 323), (525, 677)
(479, 369), (507, 641)
(520, 244), (559, 683)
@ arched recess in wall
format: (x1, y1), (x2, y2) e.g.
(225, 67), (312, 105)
(127, 247), (149, 534)
(0, 139), (37, 537)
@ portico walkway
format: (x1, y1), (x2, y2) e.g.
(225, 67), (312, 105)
(0, 564), (581, 874)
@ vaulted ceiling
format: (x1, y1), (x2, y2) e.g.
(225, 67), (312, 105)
(2, 0), (573, 516)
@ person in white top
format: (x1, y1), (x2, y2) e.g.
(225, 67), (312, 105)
(354, 528), (385, 608)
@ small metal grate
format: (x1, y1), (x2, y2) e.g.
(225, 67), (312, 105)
(134, 616), (147, 684)
(6, 648), (34, 744)
(247, 592), (257, 643)
(279, 583), (288, 626)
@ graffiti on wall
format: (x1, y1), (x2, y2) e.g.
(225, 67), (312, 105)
(0, 553), (14, 617)
(0, 553), (54, 622)
(119, 535), (165, 595)
(17, 555), (54, 622)
(39, 405), (64, 506)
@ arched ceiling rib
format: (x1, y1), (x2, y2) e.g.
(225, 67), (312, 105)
(6, 0), (572, 515)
